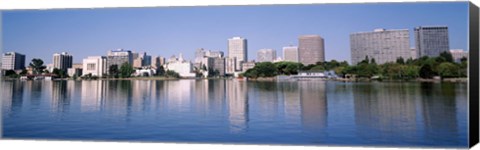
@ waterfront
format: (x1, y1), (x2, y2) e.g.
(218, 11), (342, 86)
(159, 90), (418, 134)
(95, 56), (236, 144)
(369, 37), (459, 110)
(1, 79), (468, 147)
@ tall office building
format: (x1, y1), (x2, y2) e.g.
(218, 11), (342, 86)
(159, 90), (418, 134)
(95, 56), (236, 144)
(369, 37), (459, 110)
(257, 49), (276, 62)
(53, 52), (73, 71)
(298, 35), (325, 65)
(350, 28), (411, 65)
(283, 46), (299, 62)
(2, 52), (25, 70)
(414, 26), (449, 57)
(228, 37), (247, 71)
(106, 49), (133, 71)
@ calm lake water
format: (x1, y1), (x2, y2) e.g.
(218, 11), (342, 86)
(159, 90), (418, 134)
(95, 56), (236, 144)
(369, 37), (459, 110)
(1, 79), (468, 148)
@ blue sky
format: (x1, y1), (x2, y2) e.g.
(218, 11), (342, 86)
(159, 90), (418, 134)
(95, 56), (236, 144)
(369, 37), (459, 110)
(2, 2), (469, 64)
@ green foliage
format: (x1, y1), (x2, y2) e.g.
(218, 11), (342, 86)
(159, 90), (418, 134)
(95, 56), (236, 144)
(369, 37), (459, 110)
(439, 51), (454, 63)
(157, 66), (165, 76)
(437, 62), (459, 78)
(109, 64), (119, 78)
(419, 64), (435, 79)
(396, 57), (405, 64)
(29, 58), (46, 75)
(52, 68), (67, 78)
(274, 61), (303, 75)
(4, 70), (19, 78)
(19, 69), (28, 76)
(460, 57), (467, 63)
(243, 62), (277, 78)
(310, 65), (325, 71)
(165, 70), (180, 78)
(119, 62), (135, 78)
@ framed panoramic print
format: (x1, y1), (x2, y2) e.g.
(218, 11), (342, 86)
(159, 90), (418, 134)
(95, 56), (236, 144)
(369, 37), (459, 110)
(1, 0), (479, 149)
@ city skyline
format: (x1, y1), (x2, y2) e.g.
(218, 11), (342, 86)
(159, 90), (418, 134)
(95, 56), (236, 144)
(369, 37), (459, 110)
(2, 2), (468, 64)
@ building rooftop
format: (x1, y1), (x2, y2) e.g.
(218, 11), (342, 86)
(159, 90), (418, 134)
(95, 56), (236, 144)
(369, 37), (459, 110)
(350, 28), (409, 35)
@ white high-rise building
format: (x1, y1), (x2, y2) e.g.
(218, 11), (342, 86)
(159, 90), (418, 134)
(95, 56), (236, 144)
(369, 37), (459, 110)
(257, 49), (276, 62)
(283, 46), (299, 62)
(53, 52), (73, 71)
(82, 56), (107, 77)
(350, 28), (411, 65)
(228, 37), (247, 71)
(2, 52), (25, 70)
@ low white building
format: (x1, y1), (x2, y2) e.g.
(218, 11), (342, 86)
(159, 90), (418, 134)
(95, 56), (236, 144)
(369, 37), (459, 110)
(82, 56), (107, 77)
(134, 68), (156, 77)
(450, 49), (468, 63)
(165, 54), (196, 78)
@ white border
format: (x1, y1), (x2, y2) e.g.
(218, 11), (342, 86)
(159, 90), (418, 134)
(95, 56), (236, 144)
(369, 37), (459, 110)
(0, 0), (470, 10)
(0, 0), (478, 150)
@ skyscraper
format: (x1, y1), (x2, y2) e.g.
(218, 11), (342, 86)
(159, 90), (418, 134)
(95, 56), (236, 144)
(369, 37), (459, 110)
(283, 46), (299, 62)
(53, 52), (73, 71)
(414, 26), (450, 57)
(298, 35), (325, 65)
(106, 49), (133, 71)
(350, 28), (411, 65)
(257, 49), (276, 62)
(228, 37), (247, 71)
(1, 52), (25, 70)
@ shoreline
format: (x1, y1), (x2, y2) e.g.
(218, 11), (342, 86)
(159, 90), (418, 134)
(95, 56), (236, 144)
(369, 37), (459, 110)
(2, 76), (468, 83)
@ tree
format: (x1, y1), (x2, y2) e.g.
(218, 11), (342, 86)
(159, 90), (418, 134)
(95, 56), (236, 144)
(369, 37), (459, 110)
(4, 70), (19, 78)
(165, 70), (180, 78)
(370, 58), (376, 64)
(109, 64), (119, 78)
(119, 62), (135, 78)
(157, 66), (165, 76)
(243, 62), (277, 78)
(52, 68), (67, 78)
(439, 51), (454, 63)
(310, 65), (325, 71)
(396, 57), (405, 64)
(359, 55), (370, 65)
(29, 58), (46, 75)
(437, 62), (459, 78)
(460, 57), (467, 63)
(19, 69), (27, 76)
(419, 64), (435, 79)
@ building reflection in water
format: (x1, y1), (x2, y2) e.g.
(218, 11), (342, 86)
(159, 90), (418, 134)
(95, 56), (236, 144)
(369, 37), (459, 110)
(194, 80), (226, 116)
(419, 83), (460, 143)
(81, 80), (107, 112)
(278, 81), (301, 126)
(299, 80), (328, 132)
(164, 80), (194, 112)
(226, 80), (248, 133)
(352, 82), (462, 144)
(254, 82), (280, 120)
(2, 81), (25, 116)
(51, 81), (71, 113)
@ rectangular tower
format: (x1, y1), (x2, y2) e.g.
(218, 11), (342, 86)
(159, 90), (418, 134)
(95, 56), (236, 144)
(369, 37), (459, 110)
(53, 52), (73, 71)
(298, 35), (325, 65)
(2, 52), (26, 70)
(228, 37), (247, 71)
(414, 26), (449, 57)
(350, 28), (410, 65)
(283, 46), (299, 62)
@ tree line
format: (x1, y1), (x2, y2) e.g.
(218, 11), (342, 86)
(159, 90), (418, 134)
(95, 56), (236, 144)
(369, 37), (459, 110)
(242, 51), (467, 80)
